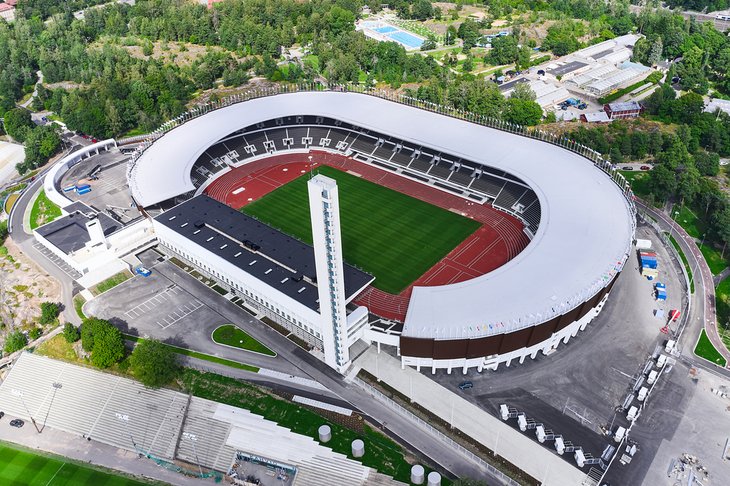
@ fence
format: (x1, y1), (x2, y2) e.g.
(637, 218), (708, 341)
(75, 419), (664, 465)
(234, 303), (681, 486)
(353, 377), (524, 486)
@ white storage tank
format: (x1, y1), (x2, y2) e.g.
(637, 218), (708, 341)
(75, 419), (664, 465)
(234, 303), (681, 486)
(351, 439), (365, 458)
(318, 425), (331, 443)
(427, 471), (442, 486)
(410, 465), (425, 485)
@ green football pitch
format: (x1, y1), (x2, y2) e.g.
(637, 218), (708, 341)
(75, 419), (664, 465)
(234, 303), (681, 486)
(0, 442), (150, 486)
(242, 166), (480, 294)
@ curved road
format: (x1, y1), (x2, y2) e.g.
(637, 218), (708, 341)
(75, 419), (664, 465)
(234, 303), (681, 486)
(637, 200), (730, 366)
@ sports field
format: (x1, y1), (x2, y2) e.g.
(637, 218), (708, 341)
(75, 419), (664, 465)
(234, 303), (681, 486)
(0, 441), (150, 485)
(242, 166), (480, 294)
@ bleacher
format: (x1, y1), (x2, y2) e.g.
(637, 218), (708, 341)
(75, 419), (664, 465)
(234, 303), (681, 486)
(0, 353), (405, 485)
(191, 116), (542, 233)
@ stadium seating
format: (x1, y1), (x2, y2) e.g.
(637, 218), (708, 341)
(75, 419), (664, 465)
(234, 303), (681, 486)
(190, 117), (543, 233)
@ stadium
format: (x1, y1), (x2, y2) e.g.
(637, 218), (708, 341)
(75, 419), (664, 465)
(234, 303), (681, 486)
(125, 88), (635, 374)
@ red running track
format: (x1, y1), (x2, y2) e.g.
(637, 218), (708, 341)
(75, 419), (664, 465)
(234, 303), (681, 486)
(204, 151), (530, 321)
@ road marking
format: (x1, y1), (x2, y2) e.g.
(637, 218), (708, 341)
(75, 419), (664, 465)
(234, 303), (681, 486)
(46, 463), (65, 485)
(157, 300), (204, 329)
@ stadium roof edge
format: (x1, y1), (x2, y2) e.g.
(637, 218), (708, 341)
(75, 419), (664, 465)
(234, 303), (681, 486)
(130, 91), (634, 338)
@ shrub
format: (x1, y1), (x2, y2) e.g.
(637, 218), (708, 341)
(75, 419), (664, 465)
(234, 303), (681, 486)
(63, 322), (80, 343)
(29, 327), (42, 340)
(4, 330), (27, 354)
(40, 302), (60, 325)
(130, 339), (180, 388)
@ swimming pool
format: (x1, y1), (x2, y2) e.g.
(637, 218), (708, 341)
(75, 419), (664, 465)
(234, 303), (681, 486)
(386, 30), (423, 49)
(358, 20), (425, 50)
(374, 26), (397, 34)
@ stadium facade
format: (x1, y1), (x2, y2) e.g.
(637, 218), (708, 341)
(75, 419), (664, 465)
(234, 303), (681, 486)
(125, 88), (635, 374)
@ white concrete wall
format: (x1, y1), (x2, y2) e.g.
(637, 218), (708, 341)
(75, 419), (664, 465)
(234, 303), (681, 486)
(43, 139), (117, 209)
(153, 220), (323, 337)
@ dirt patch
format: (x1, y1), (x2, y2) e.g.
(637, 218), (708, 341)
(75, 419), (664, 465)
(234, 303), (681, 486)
(104, 38), (246, 67)
(0, 237), (62, 346)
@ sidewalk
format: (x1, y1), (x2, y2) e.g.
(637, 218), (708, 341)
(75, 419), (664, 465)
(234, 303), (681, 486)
(354, 348), (586, 486)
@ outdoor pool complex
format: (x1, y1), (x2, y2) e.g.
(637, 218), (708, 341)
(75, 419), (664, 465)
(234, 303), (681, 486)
(360, 20), (424, 50)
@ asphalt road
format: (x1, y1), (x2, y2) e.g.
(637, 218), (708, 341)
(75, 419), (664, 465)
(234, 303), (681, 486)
(637, 201), (730, 366)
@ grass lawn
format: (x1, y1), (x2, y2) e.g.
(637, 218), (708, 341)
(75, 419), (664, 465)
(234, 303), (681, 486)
(35, 334), (79, 362)
(242, 166), (480, 294)
(91, 271), (132, 296)
(699, 243), (728, 275)
(0, 440), (152, 486)
(211, 324), (276, 356)
(694, 329), (727, 367)
(30, 189), (62, 230)
(619, 170), (652, 200)
(181, 369), (418, 483)
(73, 294), (87, 320)
(123, 334), (259, 372)
(668, 234), (694, 293)
(672, 204), (703, 239)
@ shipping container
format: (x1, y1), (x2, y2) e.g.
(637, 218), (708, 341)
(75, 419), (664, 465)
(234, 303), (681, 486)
(77, 187), (91, 195)
(76, 184), (91, 191)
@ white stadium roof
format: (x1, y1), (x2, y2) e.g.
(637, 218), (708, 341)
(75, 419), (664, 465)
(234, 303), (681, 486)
(130, 91), (634, 340)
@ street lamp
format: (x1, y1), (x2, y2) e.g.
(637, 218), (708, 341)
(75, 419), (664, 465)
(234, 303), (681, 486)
(11, 389), (40, 433)
(115, 412), (138, 454)
(183, 432), (204, 477)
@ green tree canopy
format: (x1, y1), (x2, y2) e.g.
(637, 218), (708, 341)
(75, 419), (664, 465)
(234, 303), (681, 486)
(40, 302), (60, 325)
(129, 339), (181, 388)
(4, 330), (28, 354)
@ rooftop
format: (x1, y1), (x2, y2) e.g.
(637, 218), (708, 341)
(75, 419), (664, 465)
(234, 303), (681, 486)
(35, 201), (120, 254)
(155, 195), (373, 311)
(606, 101), (642, 112)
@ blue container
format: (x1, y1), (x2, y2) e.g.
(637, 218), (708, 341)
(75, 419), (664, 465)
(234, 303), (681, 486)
(77, 187), (91, 195)
(76, 184), (91, 191)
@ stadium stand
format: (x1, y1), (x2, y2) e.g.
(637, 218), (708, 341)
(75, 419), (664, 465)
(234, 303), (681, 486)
(0, 353), (405, 486)
(189, 116), (542, 238)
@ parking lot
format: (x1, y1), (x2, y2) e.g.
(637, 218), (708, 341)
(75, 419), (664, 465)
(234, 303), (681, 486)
(413, 225), (692, 481)
(84, 251), (301, 375)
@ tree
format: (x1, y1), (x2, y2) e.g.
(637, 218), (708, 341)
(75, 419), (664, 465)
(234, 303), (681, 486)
(4, 330), (27, 354)
(40, 302), (60, 325)
(457, 19), (481, 51)
(648, 37), (663, 66)
(63, 323), (80, 343)
(410, 0), (433, 20)
(130, 339), (181, 388)
(2, 108), (33, 143)
(510, 83), (536, 101)
(694, 150), (720, 177)
(648, 163), (678, 201)
(677, 164), (701, 204)
(0, 220), (7, 243)
(90, 322), (125, 368)
(487, 35), (519, 65)
(502, 97), (543, 126)
(445, 25), (457, 46)
(29, 327), (43, 340)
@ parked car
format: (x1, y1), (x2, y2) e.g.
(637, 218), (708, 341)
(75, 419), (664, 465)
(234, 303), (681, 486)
(623, 166), (634, 170)
(640, 165), (651, 171)
(458, 381), (473, 390)
(0, 411), (4, 419)
(10, 419), (24, 428)
(135, 266), (152, 277)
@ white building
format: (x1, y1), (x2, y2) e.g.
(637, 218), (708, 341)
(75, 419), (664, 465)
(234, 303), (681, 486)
(153, 194), (372, 368)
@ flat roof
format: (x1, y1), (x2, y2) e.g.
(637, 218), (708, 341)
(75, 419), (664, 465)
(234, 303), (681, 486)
(35, 202), (120, 254)
(606, 101), (642, 112)
(155, 195), (373, 311)
(132, 91), (634, 338)
(546, 61), (588, 77)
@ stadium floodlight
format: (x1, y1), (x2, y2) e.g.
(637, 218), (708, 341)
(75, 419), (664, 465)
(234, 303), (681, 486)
(183, 432), (204, 476)
(11, 389), (40, 433)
